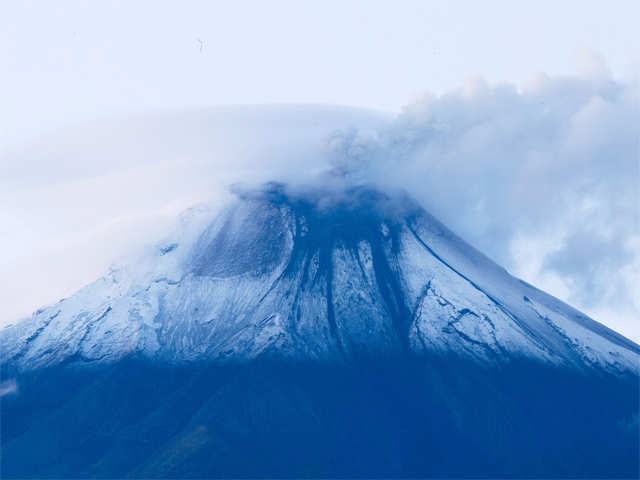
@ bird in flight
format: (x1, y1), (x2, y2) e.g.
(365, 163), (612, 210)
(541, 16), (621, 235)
(197, 38), (204, 53)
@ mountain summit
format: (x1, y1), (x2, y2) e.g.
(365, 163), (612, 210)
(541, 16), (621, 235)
(2, 183), (638, 478)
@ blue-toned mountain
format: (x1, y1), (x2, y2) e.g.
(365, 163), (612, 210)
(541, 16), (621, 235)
(2, 183), (638, 478)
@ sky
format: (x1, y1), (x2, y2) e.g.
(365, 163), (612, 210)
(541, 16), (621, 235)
(1, 1), (639, 340)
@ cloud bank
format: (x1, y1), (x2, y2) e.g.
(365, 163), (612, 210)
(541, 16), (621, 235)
(0, 69), (638, 341)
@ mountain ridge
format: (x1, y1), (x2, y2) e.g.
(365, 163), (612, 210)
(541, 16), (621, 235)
(2, 182), (637, 373)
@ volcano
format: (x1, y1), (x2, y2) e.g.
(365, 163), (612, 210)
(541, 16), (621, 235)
(1, 183), (638, 478)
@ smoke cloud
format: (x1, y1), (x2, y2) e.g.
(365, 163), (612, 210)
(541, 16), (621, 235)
(331, 67), (639, 341)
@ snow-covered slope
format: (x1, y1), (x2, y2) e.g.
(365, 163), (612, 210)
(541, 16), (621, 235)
(2, 183), (638, 373)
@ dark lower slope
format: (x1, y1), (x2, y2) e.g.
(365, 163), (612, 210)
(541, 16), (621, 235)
(2, 356), (638, 478)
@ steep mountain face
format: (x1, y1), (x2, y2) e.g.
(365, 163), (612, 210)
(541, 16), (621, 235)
(3, 183), (637, 371)
(1, 183), (638, 478)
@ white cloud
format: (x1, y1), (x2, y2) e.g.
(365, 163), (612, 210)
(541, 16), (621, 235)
(335, 68), (639, 341)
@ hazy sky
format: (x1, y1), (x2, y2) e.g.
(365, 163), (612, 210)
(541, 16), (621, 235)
(2, 0), (639, 145)
(1, 1), (639, 340)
